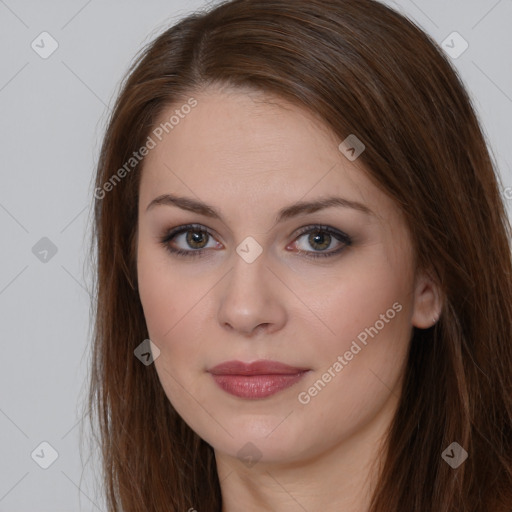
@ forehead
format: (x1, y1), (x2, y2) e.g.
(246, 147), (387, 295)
(138, 87), (394, 225)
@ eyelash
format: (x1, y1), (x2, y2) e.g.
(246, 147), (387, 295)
(159, 223), (352, 260)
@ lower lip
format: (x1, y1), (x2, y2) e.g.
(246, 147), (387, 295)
(210, 372), (308, 399)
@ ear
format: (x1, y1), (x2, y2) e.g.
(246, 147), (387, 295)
(411, 269), (443, 329)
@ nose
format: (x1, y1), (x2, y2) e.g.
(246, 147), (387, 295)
(216, 252), (287, 337)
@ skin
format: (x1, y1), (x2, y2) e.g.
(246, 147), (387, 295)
(136, 85), (442, 512)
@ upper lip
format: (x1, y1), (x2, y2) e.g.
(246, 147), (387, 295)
(208, 360), (309, 375)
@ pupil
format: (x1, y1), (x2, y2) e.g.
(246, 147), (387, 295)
(310, 231), (330, 250)
(188, 231), (206, 248)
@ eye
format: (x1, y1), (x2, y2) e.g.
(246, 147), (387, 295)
(291, 225), (352, 259)
(159, 224), (219, 258)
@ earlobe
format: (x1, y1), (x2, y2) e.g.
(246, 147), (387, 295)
(411, 270), (443, 329)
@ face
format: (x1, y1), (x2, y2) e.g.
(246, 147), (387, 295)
(136, 85), (438, 467)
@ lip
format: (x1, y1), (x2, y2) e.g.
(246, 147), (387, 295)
(208, 360), (310, 399)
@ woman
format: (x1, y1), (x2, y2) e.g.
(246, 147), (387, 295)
(87, 0), (512, 510)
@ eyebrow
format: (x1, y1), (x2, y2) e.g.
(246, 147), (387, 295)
(145, 193), (374, 223)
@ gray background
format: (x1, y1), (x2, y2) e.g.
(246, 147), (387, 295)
(0, 0), (511, 510)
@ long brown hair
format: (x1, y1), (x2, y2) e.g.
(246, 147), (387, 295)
(86, 0), (512, 510)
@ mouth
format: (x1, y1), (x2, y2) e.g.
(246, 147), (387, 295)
(207, 360), (311, 399)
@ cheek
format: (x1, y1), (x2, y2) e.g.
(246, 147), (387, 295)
(136, 246), (209, 418)
(137, 250), (171, 340)
(137, 241), (184, 346)
(136, 242), (211, 366)
(294, 249), (413, 414)
(310, 250), (412, 355)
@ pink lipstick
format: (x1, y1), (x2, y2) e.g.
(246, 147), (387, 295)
(208, 360), (310, 399)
